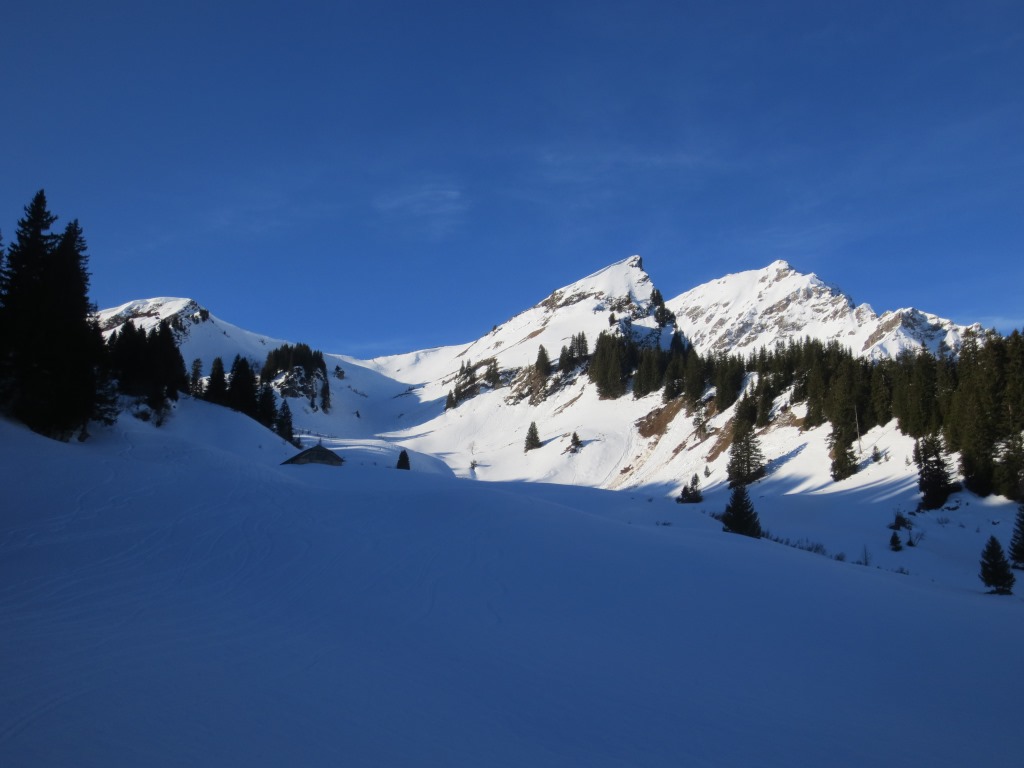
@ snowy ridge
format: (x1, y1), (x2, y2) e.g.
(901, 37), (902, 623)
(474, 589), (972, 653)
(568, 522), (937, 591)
(98, 297), (287, 368)
(667, 260), (975, 359)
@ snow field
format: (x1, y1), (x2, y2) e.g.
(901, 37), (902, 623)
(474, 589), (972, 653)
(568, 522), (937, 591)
(2, 403), (1023, 766)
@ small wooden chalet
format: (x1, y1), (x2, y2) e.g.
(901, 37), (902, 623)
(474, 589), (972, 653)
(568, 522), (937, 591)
(281, 443), (344, 466)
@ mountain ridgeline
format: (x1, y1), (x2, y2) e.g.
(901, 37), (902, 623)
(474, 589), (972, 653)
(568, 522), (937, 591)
(3, 192), (1024, 505)
(96, 255), (1024, 505)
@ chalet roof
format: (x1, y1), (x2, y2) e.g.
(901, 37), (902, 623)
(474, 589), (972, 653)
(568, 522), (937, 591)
(281, 444), (344, 466)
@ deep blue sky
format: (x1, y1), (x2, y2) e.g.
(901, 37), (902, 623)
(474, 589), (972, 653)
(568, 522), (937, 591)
(3, 1), (1022, 356)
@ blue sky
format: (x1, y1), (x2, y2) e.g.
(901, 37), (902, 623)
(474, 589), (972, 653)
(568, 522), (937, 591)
(2, 1), (1022, 355)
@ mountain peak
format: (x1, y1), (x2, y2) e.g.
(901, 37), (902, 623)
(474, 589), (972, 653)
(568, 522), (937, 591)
(666, 260), (973, 359)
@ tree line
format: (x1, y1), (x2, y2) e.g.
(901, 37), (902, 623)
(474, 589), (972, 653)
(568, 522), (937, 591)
(0, 191), (323, 445)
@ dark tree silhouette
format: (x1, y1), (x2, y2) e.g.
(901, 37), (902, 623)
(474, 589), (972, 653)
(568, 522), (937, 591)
(979, 536), (1015, 594)
(1008, 504), (1024, 570)
(721, 484), (762, 538)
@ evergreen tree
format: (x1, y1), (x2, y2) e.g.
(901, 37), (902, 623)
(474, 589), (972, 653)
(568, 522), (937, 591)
(0, 193), (105, 435)
(558, 345), (572, 373)
(662, 352), (685, 403)
(633, 348), (662, 399)
(255, 384), (278, 428)
(569, 431), (583, 453)
(1009, 503), (1024, 570)
(589, 331), (626, 399)
(889, 531), (903, 552)
(535, 345), (551, 378)
(571, 331), (589, 359)
(205, 357), (227, 405)
(484, 359), (500, 388)
(524, 421), (541, 452)
(275, 399), (295, 443)
(914, 434), (956, 510)
(979, 536), (1015, 594)
(721, 484), (762, 538)
(320, 378), (331, 413)
(677, 473), (703, 503)
(828, 421), (858, 482)
(226, 355), (258, 417)
(151, 320), (187, 402)
(396, 449), (411, 470)
(190, 358), (204, 397)
(445, 390), (457, 410)
(726, 419), (766, 487)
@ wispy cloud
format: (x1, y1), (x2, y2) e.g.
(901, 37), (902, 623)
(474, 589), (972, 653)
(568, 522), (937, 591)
(536, 147), (716, 186)
(373, 182), (469, 240)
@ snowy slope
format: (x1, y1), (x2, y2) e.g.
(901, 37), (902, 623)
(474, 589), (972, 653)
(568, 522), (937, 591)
(2, 409), (1022, 767)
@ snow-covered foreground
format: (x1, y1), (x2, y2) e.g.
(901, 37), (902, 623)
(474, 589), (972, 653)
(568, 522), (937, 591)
(2, 403), (1023, 767)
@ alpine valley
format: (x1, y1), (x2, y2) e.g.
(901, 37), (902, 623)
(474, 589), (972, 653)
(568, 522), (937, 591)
(4, 254), (1023, 767)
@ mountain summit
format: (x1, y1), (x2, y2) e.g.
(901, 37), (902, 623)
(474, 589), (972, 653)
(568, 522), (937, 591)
(667, 260), (973, 359)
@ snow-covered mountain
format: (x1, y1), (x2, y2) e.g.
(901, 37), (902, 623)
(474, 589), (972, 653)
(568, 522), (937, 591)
(96, 256), (980, 495)
(668, 259), (975, 359)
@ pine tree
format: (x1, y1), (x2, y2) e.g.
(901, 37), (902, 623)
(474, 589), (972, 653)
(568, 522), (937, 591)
(0, 193), (105, 435)
(914, 434), (955, 510)
(677, 473), (703, 504)
(726, 419), (766, 487)
(889, 531), (903, 551)
(1009, 503), (1024, 570)
(569, 431), (583, 453)
(721, 484), (762, 538)
(589, 331), (626, 399)
(828, 421), (858, 482)
(633, 348), (662, 399)
(256, 384), (278, 428)
(226, 355), (258, 417)
(572, 331), (589, 359)
(445, 390), (457, 410)
(396, 449), (411, 470)
(524, 421), (541, 452)
(320, 378), (331, 413)
(535, 345), (551, 378)
(979, 536), (1015, 594)
(275, 399), (295, 444)
(484, 359), (500, 388)
(190, 358), (204, 397)
(205, 357), (227, 405)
